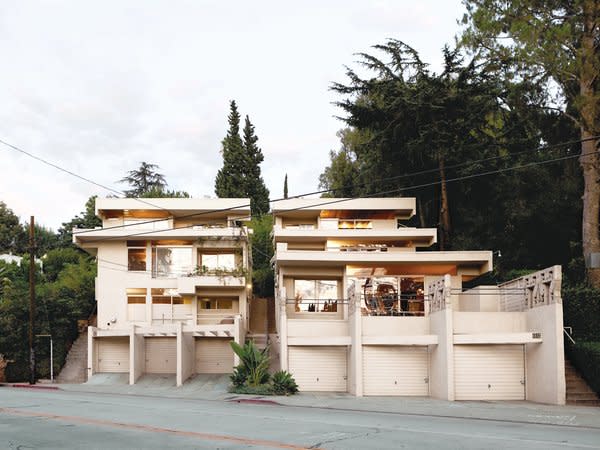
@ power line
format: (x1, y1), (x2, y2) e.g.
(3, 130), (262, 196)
(86, 147), (597, 275)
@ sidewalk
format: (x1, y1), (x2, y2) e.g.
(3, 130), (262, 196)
(6, 375), (597, 430)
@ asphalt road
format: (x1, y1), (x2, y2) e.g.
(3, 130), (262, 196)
(1, 387), (600, 449)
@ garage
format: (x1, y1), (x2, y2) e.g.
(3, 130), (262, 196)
(363, 346), (429, 396)
(97, 337), (129, 373)
(288, 346), (347, 392)
(454, 344), (525, 400)
(145, 337), (177, 374)
(195, 338), (234, 374)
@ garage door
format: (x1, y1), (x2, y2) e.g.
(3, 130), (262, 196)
(363, 346), (429, 396)
(145, 337), (177, 374)
(97, 337), (129, 373)
(454, 345), (525, 400)
(195, 338), (234, 374)
(288, 346), (347, 392)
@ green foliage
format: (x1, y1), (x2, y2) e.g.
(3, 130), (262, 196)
(272, 370), (299, 395)
(228, 384), (276, 395)
(250, 215), (274, 298)
(0, 201), (26, 254)
(283, 174), (288, 199)
(563, 283), (600, 342)
(57, 196), (102, 248)
(215, 101), (271, 216)
(566, 341), (600, 396)
(139, 187), (190, 198)
(229, 340), (270, 387)
(119, 162), (168, 197)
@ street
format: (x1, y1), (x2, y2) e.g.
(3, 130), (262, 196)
(1, 387), (600, 449)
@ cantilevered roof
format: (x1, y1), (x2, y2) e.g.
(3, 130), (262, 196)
(95, 197), (251, 220)
(272, 198), (416, 219)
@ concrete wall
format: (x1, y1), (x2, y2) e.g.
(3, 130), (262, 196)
(525, 303), (566, 405)
(453, 312), (527, 334)
(178, 328), (194, 386)
(268, 333), (281, 373)
(429, 309), (454, 401)
(130, 331), (144, 384)
(458, 286), (499, 312)
(287, 320), (349, 337)
(362, 317), (429, 336)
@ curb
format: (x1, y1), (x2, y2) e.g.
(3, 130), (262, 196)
(10, 384), (61, 390)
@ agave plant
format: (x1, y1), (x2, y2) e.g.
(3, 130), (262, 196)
(272, 370), (299, 395)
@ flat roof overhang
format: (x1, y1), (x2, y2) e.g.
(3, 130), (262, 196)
(273, 228), (437, 247)
(95, 197), (251, 220)
(272, 198), (416, 219)
(275, 250), (492, 275)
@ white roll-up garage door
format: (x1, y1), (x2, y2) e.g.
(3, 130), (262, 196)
(145, 337), (177, 374)
(97, 337), (129, 373)
(195, 338), (234, 374)
(288, 346), (347, 392)
(363, 346), (429, 396)
(454, 344), (525, 400)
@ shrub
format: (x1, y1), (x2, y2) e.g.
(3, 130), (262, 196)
(563, 284), (600, 342)
(229, 340), (270, 387)
(272, 370), (298, 395)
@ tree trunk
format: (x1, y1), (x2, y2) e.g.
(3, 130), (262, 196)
(580, 1), (600, 288)
(438, 157), (452, 251)
(417, 197), (426, 228)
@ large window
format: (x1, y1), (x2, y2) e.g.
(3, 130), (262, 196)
(198, 296), (236, 310)
(293, 279), (338, 312)
(198, 252), (236, 272)
(152, 246), (193, 277)
(126, 288), (146, 304)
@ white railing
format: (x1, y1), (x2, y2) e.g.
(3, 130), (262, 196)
(499, 266), (562, 311)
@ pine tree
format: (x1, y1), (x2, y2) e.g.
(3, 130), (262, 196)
(215, 101), (246, 198)
(120, 162), (167, 197)
(283, 174), (288, 199)
(242, 115), (270, 215)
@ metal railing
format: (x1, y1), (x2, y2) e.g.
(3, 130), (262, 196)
(285, 298), (348, 313)
(361, 294), (427, 316)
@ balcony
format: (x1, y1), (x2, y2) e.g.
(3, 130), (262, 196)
(177, 274), (246, 295)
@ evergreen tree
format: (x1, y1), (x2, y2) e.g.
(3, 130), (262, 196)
(215, 101), (246, 198)
(119, 162), (167, 197)
(283, 174), (288, 199)
(215, 102), (270, 216)
(242, 115), (270, 215)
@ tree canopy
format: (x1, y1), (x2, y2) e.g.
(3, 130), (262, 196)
(460, 0), (600, 286)
(215, 101), (270, 216)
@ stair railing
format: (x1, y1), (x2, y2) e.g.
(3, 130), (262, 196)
(563, 326), (576, 345)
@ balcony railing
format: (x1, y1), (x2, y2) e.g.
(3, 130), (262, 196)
(285, 298), (348, 313)
(360, 294), (426, 316)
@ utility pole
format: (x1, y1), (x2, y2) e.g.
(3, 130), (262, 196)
(29, 216), (36, 385)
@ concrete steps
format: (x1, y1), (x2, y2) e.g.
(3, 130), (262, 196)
(565, 359), (600, 407)
(247, 333), (268, 350)
(56, 332), (88, 384)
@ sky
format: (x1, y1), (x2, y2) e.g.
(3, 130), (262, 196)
(0, 0), (466, 230)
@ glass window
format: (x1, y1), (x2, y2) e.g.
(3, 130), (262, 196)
(152, 247), (193, 277)
(128, 248), (146, 271)
(198, 297), (235, 310)
(199, 253), (236, 271)
(151, 288), (183, 304)
(293, 279), (338, 312)
(127, 288), (146, 304)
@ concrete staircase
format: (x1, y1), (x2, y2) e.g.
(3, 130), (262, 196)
(566, 358), (600, 406)
(56, 331), (88, 384)
(247, 333), (268, 350)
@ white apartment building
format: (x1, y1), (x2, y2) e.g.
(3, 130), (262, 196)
(271, 197), (565, 404)
(74, 198), (251, 386)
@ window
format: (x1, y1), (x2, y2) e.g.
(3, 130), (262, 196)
(127, 288), (146, 304)
(128, 247), (146, 271)
(198, 297), (235, 310)
(198, 253), (236, 271)
(338, 220), (372, 229)
(293, 279), (338, 312)
(152, 246), (193, 277)
(151, 288), (183, 304)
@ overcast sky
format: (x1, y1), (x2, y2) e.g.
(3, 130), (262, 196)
(0, 0), (465, 230)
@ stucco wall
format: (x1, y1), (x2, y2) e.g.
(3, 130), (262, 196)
(179, 330), (194, 386)
(458, 286), (500, 312)
(362, 317), (429, 336)
(131, 332), (144, 384)
(287, 320), (349, 337)
(453, 312), (527, 334)
(429, 309), (453, 400)
(525, 303), (566, 405)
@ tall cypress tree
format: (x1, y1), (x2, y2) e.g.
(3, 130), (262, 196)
(242, 115), (270, 215)
(283, 174), (288, 199)
(215, 101), (246, 198)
